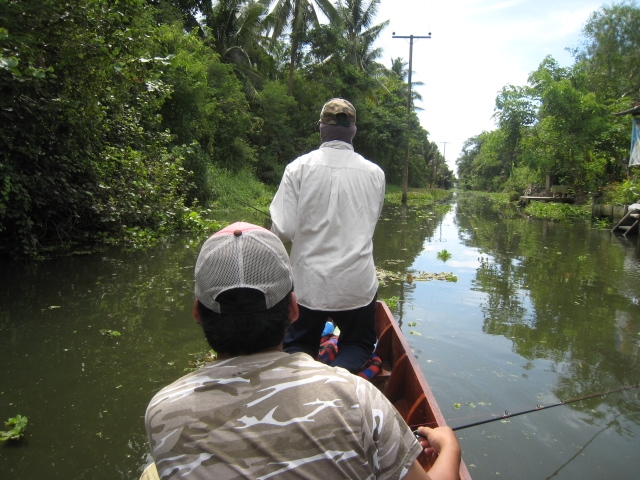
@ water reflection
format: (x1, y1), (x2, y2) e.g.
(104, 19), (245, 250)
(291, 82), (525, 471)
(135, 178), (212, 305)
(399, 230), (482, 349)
(385, 193), (640, 479)
(453, 196), (640, 421)
(374, 202), (453, 322)
(0, 237), (211, 480)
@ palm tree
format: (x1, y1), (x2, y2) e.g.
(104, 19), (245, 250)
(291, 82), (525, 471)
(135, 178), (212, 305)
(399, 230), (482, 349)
(203, 0), (270, 101)
(261, 0), (340, 95)
(337, 0), (388, 73)
(168, 0), (213, 35)
(388, 56), (423, 103)
(390, 57), (407, 80)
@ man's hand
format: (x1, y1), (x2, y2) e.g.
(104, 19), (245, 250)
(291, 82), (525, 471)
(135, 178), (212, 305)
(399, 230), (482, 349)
(403, 426), (461, 480)
(415, 426), (460, 466)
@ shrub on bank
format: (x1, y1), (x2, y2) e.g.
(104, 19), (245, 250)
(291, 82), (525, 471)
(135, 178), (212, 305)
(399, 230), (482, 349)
(600, 179), (640, 206)
(384, 186), (452, 206)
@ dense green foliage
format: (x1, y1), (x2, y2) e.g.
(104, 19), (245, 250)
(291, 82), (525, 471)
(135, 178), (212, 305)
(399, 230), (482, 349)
(456, 2), (640, 202)
(1, 0), (452, 257)
(522, 202), (592, 223)
(384, 183), (451, 206)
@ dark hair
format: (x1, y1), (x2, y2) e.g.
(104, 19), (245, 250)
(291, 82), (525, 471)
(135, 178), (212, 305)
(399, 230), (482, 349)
(197, 289), (291, 356)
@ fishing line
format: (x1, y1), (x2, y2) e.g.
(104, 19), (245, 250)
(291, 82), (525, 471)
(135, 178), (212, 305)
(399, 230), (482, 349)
(232, 197), (271, 218)
(217, 185), (271, 218)
(544, 415), (619, 480)
(410, 384), (639, 433)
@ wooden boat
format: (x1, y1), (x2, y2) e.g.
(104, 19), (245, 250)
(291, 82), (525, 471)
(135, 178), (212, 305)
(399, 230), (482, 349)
(140, 301), (472, 480)
(373, 300), (472, 480)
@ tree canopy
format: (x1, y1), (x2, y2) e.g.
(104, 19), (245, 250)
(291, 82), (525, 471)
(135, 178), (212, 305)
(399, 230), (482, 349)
(1, 0), (451, 257)
(457, 1), (639, 198)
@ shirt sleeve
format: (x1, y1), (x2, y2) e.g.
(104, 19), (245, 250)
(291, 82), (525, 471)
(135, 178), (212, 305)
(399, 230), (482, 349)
(356, 378), (423, 480)
(269, 164), (299, 242)
(378, 171), (386, 218)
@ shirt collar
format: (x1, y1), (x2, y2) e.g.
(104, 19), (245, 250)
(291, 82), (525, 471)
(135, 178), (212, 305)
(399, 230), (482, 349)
(320, 140), (354, 151)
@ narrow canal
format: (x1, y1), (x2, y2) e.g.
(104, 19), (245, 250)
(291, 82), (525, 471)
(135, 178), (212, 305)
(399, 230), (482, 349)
(1, 192), (639, 479)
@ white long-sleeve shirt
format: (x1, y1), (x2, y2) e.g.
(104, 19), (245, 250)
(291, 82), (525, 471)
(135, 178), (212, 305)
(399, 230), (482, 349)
(270, 141), (385, 310)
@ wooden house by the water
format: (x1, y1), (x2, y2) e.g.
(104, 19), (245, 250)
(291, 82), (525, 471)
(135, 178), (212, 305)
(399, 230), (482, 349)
(610, 104), (640, 236)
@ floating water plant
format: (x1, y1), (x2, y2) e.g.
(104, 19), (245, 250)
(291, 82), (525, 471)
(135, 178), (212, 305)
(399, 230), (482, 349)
(100, 329), (121, 337)
(433, 204), (452, 215)
(383, 296), (400, 310)
(186, 350), (217, 371)
(437, 249), (452, 262)
(376, 267), (457, 284)
(0, 415), (28, 442)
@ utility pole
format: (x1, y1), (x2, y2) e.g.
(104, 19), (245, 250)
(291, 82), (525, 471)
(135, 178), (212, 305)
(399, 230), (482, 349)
(431, 155), (437, 189)
(393, 32), (431, 205)
(440, 141), (448, 189)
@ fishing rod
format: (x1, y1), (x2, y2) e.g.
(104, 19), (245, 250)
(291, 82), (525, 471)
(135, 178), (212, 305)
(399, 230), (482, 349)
(222, 190), (271, 218)
(214, 180), (271, 218)
(411, 384), (639, 433)
(235, 198), (271, 218)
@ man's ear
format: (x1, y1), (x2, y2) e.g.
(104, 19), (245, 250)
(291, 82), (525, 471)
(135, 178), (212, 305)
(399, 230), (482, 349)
(289, 292), (299, 323)
(192, 299), (202, 324)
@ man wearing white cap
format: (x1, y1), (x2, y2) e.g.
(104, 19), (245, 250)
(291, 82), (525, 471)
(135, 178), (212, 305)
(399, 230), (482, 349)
(270, 98), (385, 374)
(143, 222), (461, 480)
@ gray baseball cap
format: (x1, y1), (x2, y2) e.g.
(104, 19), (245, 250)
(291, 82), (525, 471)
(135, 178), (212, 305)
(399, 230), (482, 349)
(194, 222), (293, 314)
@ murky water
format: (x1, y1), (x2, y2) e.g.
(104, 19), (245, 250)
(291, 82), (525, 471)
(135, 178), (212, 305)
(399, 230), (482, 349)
(1, 193), (639, 479)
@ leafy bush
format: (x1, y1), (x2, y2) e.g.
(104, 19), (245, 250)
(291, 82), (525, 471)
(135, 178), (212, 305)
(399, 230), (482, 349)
(601, 179), (640, 205)
(250, 80), (301, 184)
(208, 168), (275, 213)
(154, 24), (257, 174)
(0, 0), (174, 256)
(502, 165), (541, 194)
(0, 4), (255, 257)
(94, 143), (194, 229)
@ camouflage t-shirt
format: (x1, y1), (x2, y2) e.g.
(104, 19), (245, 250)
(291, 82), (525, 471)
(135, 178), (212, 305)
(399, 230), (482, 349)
(145, 351), (422, 479)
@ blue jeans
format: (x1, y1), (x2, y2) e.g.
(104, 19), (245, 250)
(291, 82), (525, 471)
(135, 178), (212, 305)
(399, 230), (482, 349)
(284, 295), (377, 373)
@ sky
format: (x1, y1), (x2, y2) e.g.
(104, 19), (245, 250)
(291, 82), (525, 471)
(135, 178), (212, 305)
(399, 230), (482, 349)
(369, 0), (604, 173)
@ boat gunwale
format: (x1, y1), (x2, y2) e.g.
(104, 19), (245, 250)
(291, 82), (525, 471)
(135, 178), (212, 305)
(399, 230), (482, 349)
(375, 301), (472, 480)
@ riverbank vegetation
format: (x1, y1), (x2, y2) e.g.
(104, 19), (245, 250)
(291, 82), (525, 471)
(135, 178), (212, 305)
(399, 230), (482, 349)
(458, 191), (594, 225)
(522, 202), (592, 223)
(3, 2), (639, 258)
(1, 0), (454, 258)
(383, 184), (451, 206)
(456, 2), (640, 207)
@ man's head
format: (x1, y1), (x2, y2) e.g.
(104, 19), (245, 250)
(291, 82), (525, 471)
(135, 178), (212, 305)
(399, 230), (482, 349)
(320, 98), (356, 127)
(319, 98), (357, 145)
(193, 222), (296, 356)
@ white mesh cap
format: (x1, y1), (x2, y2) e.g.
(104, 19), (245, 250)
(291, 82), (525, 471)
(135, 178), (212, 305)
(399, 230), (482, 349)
(194, 222), (293, 314)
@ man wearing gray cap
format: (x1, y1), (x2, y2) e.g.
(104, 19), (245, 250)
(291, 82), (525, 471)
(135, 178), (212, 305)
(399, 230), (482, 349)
(270, 98), (385, 374)
(143, 222), (461, 480)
